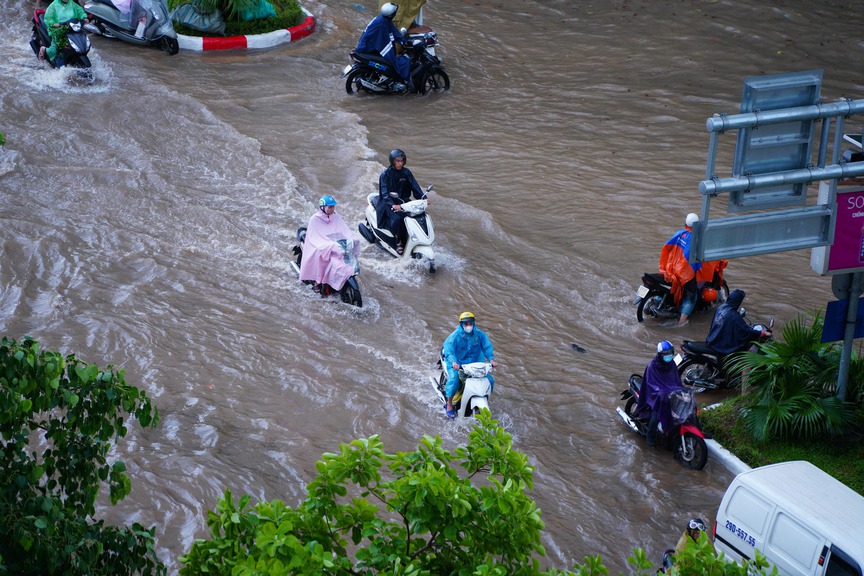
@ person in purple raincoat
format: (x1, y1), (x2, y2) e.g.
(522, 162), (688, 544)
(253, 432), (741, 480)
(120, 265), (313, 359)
(635, 340), (684, 446)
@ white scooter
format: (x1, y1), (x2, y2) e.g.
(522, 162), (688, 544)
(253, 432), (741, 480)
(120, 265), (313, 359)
(430, 356), (493, 419)
(358, 185), (436, 272)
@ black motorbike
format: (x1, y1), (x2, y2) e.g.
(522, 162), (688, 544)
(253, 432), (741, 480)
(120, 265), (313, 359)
(633, 273), (729, 323)
(83, 0), (179, 55)
(615, 374), (709, 470)
(30, 10), (92, 75)
(290, 227), (363, 308)
(343, 30), (449, 96)
(676, 316), (774, 393)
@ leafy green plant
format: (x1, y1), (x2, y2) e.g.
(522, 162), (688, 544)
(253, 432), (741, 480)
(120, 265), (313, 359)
(180, 412), (778, 576)
(0, 131), (5, 146)
(726, 313), (862, 442)
(0, 336), (164, 575)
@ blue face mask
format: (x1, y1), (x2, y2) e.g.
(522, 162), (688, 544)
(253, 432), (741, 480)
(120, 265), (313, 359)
(663, 354), (674, 363)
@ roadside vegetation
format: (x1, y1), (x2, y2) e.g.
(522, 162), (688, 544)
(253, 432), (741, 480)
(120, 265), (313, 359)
(168, 0), (303, 37)
(700, 313), (864, 495)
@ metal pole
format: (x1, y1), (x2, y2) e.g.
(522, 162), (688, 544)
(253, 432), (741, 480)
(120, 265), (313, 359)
(837, 271), (863, 401)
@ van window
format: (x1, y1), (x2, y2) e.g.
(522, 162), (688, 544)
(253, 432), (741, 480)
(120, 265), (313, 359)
(826, 546), (863, 576)
(768, 512), (823, 572)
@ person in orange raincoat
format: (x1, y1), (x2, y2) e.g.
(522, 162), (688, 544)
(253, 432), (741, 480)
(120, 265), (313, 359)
(659, 213), (701, 326)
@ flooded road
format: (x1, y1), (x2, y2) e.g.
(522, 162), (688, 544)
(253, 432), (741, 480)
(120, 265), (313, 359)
(1, 0), (861, 571)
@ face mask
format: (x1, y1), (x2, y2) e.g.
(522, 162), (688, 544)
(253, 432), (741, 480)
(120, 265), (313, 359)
(663, 354), (674, 363)
(463, 324), (474, 334)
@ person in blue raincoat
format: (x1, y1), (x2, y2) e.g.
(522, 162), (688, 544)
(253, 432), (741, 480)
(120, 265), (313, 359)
(442, 311), (498, 419)
(356, 2), (411, 87)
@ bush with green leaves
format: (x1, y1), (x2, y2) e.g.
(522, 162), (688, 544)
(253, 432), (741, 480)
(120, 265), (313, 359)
(180, 411), (777, 576)
(727, 313), (864, 442)
(0, 336), (164, 575)
(0, 130), (5, 146)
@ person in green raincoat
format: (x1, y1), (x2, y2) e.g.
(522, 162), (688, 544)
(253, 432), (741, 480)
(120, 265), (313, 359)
(40, 0), (88, 64)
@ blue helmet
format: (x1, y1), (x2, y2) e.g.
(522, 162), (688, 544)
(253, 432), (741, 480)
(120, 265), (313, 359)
(657, 340), (674, 354)
(319, 195), (337, 207)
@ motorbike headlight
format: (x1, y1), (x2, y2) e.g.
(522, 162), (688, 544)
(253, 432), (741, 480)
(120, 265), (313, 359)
(70, 22), (82, 31)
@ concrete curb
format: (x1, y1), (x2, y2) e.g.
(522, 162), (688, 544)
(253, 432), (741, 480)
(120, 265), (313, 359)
(177, 7), (315, 52)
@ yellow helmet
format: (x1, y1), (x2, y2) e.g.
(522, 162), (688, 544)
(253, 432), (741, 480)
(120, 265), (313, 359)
(459, 311), (475, 323)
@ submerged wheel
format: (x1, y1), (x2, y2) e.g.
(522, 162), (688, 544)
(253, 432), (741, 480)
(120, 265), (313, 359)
(624, 397), (636, 418)
(340, 277), (363, 308)
(420, 68), (450, 95)
(675, 433), (708, 470)
(163, 36), (179, 55)
(346, 69), (373, 95)
(636, 290), (665, 323)
(678, 358), (720, 394)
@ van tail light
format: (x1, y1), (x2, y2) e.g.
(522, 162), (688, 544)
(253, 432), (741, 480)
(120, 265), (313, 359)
(712, 520), (718, 538)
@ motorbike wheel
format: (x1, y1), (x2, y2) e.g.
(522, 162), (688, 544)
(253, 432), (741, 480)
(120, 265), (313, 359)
(419, 68), (450, 95)
(358, 222), (376, 244)
(624, 397), (637, 418)
(636, 290), (665, 322)
(674, 432), (708, 470)
(340, 277), (363, 308)
(163, 36), (180, 55)
(345, 69), (372, 95)
(678, 357), (720, 394)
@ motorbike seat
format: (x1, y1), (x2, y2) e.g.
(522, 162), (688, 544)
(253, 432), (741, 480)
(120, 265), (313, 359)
(682, 340), (717, 356)
(642, 272), (670, 289)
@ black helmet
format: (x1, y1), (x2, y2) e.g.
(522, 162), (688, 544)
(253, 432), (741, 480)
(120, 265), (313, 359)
(389, 149), (407, 166)
(688, 518), (707, 532)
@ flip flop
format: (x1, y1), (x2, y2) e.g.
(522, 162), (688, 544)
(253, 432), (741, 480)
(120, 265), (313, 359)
(446, 409), (456, 419)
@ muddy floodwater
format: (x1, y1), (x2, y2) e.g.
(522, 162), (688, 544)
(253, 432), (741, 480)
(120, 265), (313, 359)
(1, 0), (862, 572)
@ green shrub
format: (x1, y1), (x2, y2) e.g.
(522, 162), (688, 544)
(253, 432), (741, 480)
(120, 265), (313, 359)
(0, 336), (163, 575)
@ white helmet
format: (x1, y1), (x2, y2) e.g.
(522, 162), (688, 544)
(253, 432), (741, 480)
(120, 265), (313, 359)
(685, 213), (699, 228)
(380, 2), (398, 18)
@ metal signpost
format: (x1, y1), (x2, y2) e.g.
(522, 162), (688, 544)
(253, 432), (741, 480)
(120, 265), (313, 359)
(691, 70), (864, 399)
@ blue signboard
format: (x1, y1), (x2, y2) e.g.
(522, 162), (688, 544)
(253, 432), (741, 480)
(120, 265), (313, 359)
(822, 298), (864, 343)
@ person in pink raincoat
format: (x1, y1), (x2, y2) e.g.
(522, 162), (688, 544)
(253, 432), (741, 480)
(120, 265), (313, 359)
(299, 195), (360, 293)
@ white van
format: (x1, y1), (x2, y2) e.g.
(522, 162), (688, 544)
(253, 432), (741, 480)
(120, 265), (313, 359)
(714, 461), (864, 576)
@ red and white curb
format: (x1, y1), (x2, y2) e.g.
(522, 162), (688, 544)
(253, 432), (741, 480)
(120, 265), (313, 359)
(177, 7), (315, 51)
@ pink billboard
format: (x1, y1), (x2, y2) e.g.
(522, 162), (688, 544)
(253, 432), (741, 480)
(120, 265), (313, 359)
(828, 186), (864, 272)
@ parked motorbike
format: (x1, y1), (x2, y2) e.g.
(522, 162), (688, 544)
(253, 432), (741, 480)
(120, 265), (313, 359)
(633, 273), (729, 323)
(615, 374), (708, 470)
(676, 316), (774, 393)
(83, 0), (179, 55)
(343, 29), (449, 95)
(430, 356), (493, 419)
(289, 227), (363, 308)
(358, 184), (436, 272)
(30, 10), (93, 77)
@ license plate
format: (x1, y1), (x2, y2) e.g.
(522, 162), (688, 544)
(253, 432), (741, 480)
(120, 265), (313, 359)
(342, 64), (352, 75)
(674, 353), (683, 366)
(636, 285), (649, 298)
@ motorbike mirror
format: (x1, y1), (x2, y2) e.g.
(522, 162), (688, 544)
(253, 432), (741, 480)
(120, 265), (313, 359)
(769, 318), (775, 329)
(400, 27), (407, 35)
(739, 307), (746, 317)
(426, 184), (434, 192)
(389, 192), (399, 198)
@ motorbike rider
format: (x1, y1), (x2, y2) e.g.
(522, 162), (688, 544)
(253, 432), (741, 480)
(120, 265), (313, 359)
(636, 340), (684, 447)
(356, 2), (412, 90)
(40, 0), (88, 64)
(298, 195), (360, 294)
(659, 213), (701, 327)
(705, 289), (771, 356)
(675, 517), (710, 553)
(377, 149), (427, 255)
(441, 311), (498, 419)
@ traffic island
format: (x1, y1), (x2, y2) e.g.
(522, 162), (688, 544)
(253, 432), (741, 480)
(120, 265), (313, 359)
(176, 6), (315, 51)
